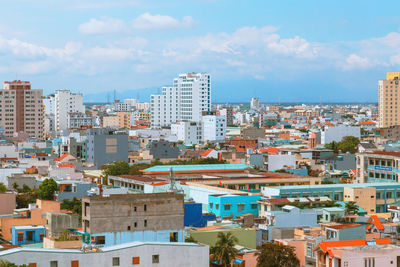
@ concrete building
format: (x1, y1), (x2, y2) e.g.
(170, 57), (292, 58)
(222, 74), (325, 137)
(259, 205), (320, 241)
(208, 194), (262, 219)
(379, 72), (400, 127)
(0, 80), (44, 138)
(151, 73), (211, 127)
(250, 97), (260, 110)
(47, 90), (85, 132)
(86, 128), (128, 168)
(202, 115), (226, 142)
(321, 125), (361, 145)
(0, 242), (209, 267)
(82, 193), (185, 247)
(103, 112), (131, 129)
(219, 107), (233, 125)
(148, 140), (180, 159)
(67, 112), (95, 129)
(0, 192), (16, 215)
(171, 121), (203, 145)
(356, 151), (400, 183)
(262, 182), (400, 213)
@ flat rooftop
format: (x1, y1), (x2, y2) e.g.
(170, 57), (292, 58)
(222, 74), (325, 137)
(141, 164), (252, 174)
(272, 182), (400, 190)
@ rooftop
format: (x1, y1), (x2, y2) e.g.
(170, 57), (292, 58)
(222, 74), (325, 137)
(141, 164), (252, 174)
(272, 182), (400, 190)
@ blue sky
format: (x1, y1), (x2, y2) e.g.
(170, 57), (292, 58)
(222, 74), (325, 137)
(1, 0), (400, 102)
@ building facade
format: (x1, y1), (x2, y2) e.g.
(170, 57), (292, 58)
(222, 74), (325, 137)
(379, 72), (400, 127)
(151, 73), (211, 127)
(202, 115), (226, 142)
(0, 80), (44, 138)
(86, 128), (128, 168)
(82, 193), (185, 247)
(171, 121), (203, 145)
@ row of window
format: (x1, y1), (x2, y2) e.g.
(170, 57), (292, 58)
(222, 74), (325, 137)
(209, 203), (258, 211)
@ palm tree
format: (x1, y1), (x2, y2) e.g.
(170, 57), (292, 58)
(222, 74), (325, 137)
(345, 201), (359, 215)
(210, 232), (238, 267)
(256, 243), (300, 267)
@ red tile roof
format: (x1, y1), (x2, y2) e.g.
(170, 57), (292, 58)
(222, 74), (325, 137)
(369, 151), (400, 157)
(325, 122), (334, 126)
(358, 121), (376, 125)
(58, 164), (75, 168)
(326, 223), (363, 230)
(259, 147), (280, 154)
(201, 148), (215, 157)
(368, 215), (384, 230)
(315, 238), (391, 253)
(54, 153), (70, 161)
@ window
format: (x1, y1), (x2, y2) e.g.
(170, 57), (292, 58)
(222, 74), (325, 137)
(170, 232), (178, 242)
(224, 204), (231, 210)
(376, 192), (381, 199)
(237, 204), (244, 212)
(134, 206), (137, 212)
(144, 204), (147, 211)
(216, 204), (219, 210)
(127, 226), (131, 231)
(112, 257), (120, 266)
(152, 255), (159, 264)
(50, 261), (58, 267)
(251, 204), (258, 209)
(18, 233), (23, 241)
(134, 222), (137, 228)
(132, 257), (140, 265)
(144, 220), (147, 227)
(387, 191), (393, 199)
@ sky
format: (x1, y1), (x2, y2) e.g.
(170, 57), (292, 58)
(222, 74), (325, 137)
(1, 0), (400, 102)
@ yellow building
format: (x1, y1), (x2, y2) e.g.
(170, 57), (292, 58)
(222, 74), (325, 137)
(379, 72), (400, 127)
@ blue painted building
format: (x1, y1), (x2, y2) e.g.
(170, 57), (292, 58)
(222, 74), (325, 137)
(11, 225), (46, 245)
(56, 181), (97, 202)
(184, 202), (216, 227)
(208, 194), (262, 219)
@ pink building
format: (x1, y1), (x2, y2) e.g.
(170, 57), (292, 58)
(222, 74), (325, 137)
(314, 238), (397, 267)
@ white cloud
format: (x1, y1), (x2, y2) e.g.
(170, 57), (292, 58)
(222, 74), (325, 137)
(341, 54), (372, 70)
(132, 13), (195, 30)
(78, 17), (125, 35)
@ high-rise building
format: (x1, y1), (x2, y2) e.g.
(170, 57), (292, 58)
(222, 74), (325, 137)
(45, 90), (85, 132)
(250, 97), (260, 110)
(0, 80), (44, 139)
(379, 72), (400, 127)
(151, 73), (211, 128)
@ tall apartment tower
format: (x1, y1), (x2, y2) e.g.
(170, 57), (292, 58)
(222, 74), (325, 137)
(250, 97), (260, 110)
(151, 73), (211, 128)
(45, 90), (85, 132)
(0, 80), (44, 138)
(379, 72), (400, 127)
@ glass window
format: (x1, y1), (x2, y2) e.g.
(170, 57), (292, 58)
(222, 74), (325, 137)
(224, 204), (231, 210)
(238, 204), (244, 212)
(112, 257), (120, 266)
(251, 204), (258, 209)
(152, 255), (159, 264)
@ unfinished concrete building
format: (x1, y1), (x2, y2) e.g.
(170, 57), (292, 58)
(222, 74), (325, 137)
(82, 192), (184, 247)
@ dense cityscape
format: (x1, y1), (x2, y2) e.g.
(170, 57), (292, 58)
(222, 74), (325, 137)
(2, 0), (400, 266)
(0, 71), (397, 267)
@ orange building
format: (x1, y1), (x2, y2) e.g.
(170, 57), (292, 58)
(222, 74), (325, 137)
(0, 199), (62, 241)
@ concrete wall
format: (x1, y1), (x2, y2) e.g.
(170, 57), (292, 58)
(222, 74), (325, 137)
(0, 242), (209, 267)
(46, 213), (80, 237)
(267, 154), (296, 171)
(0, 193), (16, 215)
(82, 193), (184, 235)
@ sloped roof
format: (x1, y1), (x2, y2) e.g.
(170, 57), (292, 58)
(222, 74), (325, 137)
(54, 153), (70, 161)
(358, 121), (376, 125)
(367, 215), (384, 230)
(201, 148), (215, 157)
(315, 238), (391, 253)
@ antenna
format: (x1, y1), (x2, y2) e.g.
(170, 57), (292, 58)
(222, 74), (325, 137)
(113, 90), (116, 103)
(169, 168), (177, 192)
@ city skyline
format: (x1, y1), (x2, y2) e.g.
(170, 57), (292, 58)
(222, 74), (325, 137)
(2, 0), (400, 102)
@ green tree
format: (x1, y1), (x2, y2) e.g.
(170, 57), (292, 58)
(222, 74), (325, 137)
(256, 243), (300, 267)
(16, 189), (39, 208)
(345, 201), (359, 215)
(102, 161), (130, 176)
(0, 260), (28, 267)
(185, 235), (198, 243)
(338, 136), (360, 153)
(61, 198), (82, 215)
(11, 182), (19, 192)
(210, 232), (238, 267)
(0, 183), (6, 193)
(38, 178), (58, 200)
(325, 141), (339, 153)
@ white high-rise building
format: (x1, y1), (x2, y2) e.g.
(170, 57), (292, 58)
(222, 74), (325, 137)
(46, 90), (85, 132)
(250, 97), (260, 110)
(171, 121), (203, 145)
(151, 73), (211, 128)
(202, 115), (226, 142)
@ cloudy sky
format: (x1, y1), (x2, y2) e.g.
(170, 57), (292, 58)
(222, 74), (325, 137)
(1, 0), (400, 102)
